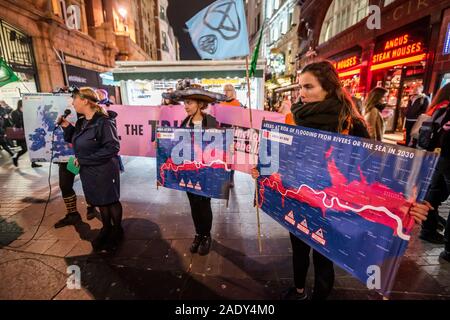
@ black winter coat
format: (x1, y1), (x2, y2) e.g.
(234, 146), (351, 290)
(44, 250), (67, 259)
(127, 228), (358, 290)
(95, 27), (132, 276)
(62, 110), (121, 206)
(63, 111), (120, 166)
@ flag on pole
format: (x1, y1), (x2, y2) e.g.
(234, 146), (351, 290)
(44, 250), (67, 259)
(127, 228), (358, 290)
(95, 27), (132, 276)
(249, 24), (264, 78)
(186, 0), (250, 60)
(0, 58), (19, 87)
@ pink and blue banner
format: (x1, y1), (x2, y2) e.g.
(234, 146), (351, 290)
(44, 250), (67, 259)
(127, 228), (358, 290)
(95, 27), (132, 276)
(109, 104), (186, 157)
(108, 104), (286, 174)
(257, 121), (439, 296)
(211, 105), (286, 174)
(156, 126), (233, 199)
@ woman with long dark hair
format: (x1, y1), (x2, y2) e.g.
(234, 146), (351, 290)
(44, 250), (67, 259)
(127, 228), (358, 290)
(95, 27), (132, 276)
(252, 61), (431, 300)
(364, 87), (388, 141)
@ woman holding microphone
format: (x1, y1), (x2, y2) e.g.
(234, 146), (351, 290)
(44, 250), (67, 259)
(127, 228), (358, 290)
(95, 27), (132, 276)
(59, 87), (123, 252)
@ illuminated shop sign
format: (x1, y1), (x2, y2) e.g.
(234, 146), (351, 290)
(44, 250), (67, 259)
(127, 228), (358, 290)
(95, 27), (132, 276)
(371, 33), (426, 71)
(444, 23), (450, 55)
(332, 55), (360, 71)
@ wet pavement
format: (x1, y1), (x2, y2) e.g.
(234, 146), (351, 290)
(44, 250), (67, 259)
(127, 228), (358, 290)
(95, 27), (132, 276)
(0, 150), (449, 300)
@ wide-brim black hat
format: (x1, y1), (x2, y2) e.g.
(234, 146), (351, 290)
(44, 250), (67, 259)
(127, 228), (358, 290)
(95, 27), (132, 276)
(162, 80), (229, 103)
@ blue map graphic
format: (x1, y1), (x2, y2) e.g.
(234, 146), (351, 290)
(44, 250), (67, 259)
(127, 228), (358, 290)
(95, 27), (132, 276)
(28, 104), (74, 161)
(157, 127), (232, 199)
(257, 121), (439, 296)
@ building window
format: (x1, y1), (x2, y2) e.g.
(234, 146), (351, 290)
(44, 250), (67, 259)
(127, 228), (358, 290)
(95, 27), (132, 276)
(384, 0), (397, 6)
(319, 0), (369, 45)
(257, 13), (261, 31)
(162, 31), (169, 52)
(160, 5), (167, 21)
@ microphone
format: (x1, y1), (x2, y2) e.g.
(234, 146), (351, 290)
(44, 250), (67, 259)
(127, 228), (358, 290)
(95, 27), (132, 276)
(56, 109), (71, 126)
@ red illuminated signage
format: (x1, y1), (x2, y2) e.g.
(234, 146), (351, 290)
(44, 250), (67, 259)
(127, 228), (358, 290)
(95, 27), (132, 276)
(372, 33), (424, 65)
(332, 56), (359, 71)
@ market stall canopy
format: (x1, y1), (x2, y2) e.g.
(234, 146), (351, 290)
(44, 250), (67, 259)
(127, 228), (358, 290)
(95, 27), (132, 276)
(112, 60), (266, 81)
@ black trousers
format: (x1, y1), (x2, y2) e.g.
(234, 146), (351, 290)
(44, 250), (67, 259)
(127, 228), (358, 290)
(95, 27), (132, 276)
(289, 232), (335, 300)
(405, 120), (415, 147)
(187, 192), (212, 236)
(15, 138), (28, 159)
(423, 157), (450, 249)
(58, 163), (76, 198)
(0, 136), (14, 156)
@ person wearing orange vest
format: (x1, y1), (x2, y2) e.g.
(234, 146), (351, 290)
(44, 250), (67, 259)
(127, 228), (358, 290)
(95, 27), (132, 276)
(222, 84), (243, 107)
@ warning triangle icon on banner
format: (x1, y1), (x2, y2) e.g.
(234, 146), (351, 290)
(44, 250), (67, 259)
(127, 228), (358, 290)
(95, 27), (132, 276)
(315, 228), (324, 238)
(300, 219), (308, 228)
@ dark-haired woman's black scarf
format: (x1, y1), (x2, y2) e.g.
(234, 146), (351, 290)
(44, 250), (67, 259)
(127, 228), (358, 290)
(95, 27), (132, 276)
(291, 97), (344, 133)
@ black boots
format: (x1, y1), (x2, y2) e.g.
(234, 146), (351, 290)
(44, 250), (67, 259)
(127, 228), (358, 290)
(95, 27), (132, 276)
(54, 212), (81, 228)
(86, 206), (99, 220)
(92, 225), (124, 252)
(419, 230), (445, 244)
(190, 235), (202, 253)
(92, 227), (111, 252)
(190, 234), (212, 255)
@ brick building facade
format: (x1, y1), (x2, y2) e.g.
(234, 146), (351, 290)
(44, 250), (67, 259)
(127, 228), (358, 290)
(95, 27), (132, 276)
(0, 0), (160, 104)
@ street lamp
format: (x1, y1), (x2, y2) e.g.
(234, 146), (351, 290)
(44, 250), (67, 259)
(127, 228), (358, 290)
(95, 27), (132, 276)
(117, 7), (127, 32)
(118, 7), (127, 19)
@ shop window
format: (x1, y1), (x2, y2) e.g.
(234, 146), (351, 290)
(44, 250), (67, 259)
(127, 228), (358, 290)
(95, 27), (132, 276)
(160, 6), (167, 21)
(162, 31), (169, 52)
(319, 0), (369, 45)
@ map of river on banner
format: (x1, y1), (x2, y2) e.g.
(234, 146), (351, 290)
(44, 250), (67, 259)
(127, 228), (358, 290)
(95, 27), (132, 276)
(257, 121), (439, 296)
(157, 127), (233, 199)
(23, 94), (75, 162)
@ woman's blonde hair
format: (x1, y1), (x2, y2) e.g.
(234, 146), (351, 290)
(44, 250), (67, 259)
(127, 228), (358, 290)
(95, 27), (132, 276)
(224, 84), (236, 99)
(78, 87), (108, 116)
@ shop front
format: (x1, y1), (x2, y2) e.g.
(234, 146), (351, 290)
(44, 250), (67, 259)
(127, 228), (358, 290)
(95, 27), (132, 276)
(369, 19), (429, 132)
(66, 64), (117, 101)
(328, 47), (363, 97)
(113, 60), (266, 109)
(0, 19), (38, 108)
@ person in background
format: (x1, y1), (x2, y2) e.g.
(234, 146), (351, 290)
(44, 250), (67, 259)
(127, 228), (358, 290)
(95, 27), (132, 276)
(278, 94), (292, 115)
(344, 85), (364, 116)
(95, 88), (112, 106)
(221, 83), (243, 187)
(364, 87), (388, 141)
(222, 84), (244, 107)
(0, 101), (16, 159)
(11, 100), (42, 168)
(405, 84), (429, 146)
(419, 83), (450, 254)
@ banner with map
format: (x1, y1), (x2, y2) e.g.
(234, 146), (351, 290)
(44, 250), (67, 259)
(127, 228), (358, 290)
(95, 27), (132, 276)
(257, 121), (439, 296)
(22, 93), (75, 162)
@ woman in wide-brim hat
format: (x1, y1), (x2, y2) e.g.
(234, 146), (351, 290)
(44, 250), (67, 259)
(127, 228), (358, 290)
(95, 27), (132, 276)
(163, 80), (227, 255)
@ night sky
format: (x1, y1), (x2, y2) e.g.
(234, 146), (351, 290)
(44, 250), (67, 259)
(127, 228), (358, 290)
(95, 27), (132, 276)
(167, 0), (216, 60)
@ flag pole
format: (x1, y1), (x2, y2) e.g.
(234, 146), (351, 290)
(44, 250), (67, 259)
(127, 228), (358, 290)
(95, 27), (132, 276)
(246, 56), (262, 254)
